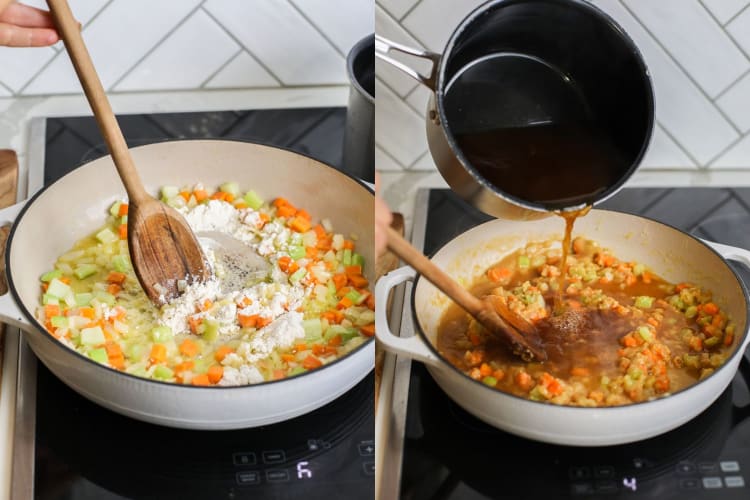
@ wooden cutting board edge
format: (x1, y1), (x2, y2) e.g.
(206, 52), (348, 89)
(0, 150), (20, 390)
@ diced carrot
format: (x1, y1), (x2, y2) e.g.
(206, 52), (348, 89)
(332, 273), (348, 290)
(312, 343), (326, 355)
(492, 368), (505, 381)
(79, 307), (95, 319)
(703, 302), (719, 315)
(238, 314), (259, 328)
(647, 317), (660, 327)
(281, 353), (296, 362)
(305, 246), (318, 259)
(108, 283), (121, 296)
(328, 334), (343, 347)
(277, 256), (292, 272)
(104, 341), (123, 357)
(207, 365), (224, 384)
(60, 276), (71, 284)
(316, 236), (332, 250)
(44, 304), (60, 319)
(724, 331), (734, 346)
(179, 191), (191, 202)
(188, 315), (202, 334)
(689, 336), (703, 352)
(289, 216), (312, 233)
(174, 361), (195, 374)
(234, 201), (249, 209)
(337, 296), (353, 310)
(118, 203), (129, 216)
(514, 371), (533, 391)
(570, 367), (590, 377)
(296, 208), (311, 221)
(193, 189), (208, 202)
(109, 354), (125, 370)
(342, 239), (355, 250)
(277, 204), (297, 218)
(479, 363), (493, 377)
(41, 282), (48, 292)
(675, 282), (692, 291)
(360, 323), (375, 337)
(345, 265), (363, 277)
(621, 334), (638, 348)
(201, 299), (213, 311)
(567, 300), (582, 310)
(487, 267), (511, 283)
(258, 213), (270, 227)
(302, 355), (323, 370)
(468, 332), (481, 346)
(365, 293), (375, 311)
(149, 344), (167, 364)
(273, 197), (290, 208)
(118, 224), (127, 239)
(336, 287), (351, 299)
(256, 316), (272, 328)
(210, 191), (227, 201)
(214, 345), (234, 362)
(107, 272), (127, 285)
(642, 271), (652, 284)
(180, 338), (200, 358)
(348, 274), (369, 289)
(294, 343), (308, 352)
(312, 224), (326, 239)
(273, 369), (286, 380)
(191, 374), (210, 386)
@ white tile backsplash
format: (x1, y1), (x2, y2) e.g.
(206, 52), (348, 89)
(375, 77), (425, 166)
(204, 51), (280, 89)
(716, 71), (750, 132)
(701, 0), (750, 25)
(203, 0), (346, 85)
(623, 0), (749, 98)
(375, 5), (423, 97)
(290, 0), (374, 55)
(114, 10), (240, 91)
(0, 47), (55, 92)
(640, 124), (698, 169)
(401, 0), (486, 52)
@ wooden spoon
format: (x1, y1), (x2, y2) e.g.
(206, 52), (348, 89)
(386, 226), (547, 362)
(46, 0), (210, 305)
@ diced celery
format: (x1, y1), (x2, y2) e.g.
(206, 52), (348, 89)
(42, 293), (59, 305)
(531, 254), (547, 268)
(88, 347), (108, 364)
(112, 254), (130, 273)
(634, 296), (654, 309)
(637, 326), (653, 342)
(243, 190), (263, 210)
(126, 364), (148, 377)
(46, 278), (71, 298)
(109, 201), (121, 217)
(95, 291), (116, 306)
(633, 263), (645, 276)
(50, 316), (68, 328)
(150, 325), (173, 343)
(482, 376), (498, 387)
(518, 255), (530, 270)
(220, 182), (240, 197)
(685, 306), (698, 318)
(96, 227), (118, 244)
(705, 336), (720, 347)
(153, 365), (174, 380)
(343, 249), (352, 266)
(303, 318), (323, 340)
(40, 269), (63, 282)
(161, 186), (179, 201)
(81, 326), (105, 346)
(202, 320), (219, 342)
(74, 263), (98, 280)
(192, 357), (212, 374)
(289, 245), (306, 260)
(75, 292), (93, 306)
(125, 343), (145, 362)
(121, 215), (128, 225)
(290, 366), (307, 376)
(345, 289), (362, 304)
(629, 366), (643, 380)
(289, 268), (306, 284)
(325, 325), (359, 342)
(351, 253), (364, 268)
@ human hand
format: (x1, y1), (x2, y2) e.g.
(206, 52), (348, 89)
(375, 173), (392, 258)
(0, 1), (59, 47)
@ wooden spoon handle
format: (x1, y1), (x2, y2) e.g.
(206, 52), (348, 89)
(386, 226), (485, 316)
(46, 0), (148, 203)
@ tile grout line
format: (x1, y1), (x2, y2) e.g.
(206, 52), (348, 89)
(199, 47), (244, 89)
(375, 139), (409, 171)
(617, 0), (745, 140)
(379, 1), (436, 54)
(712, 67), (750, 102)
(640, 187), (675, 214)
(0, 80), (13, 96)
(200, 5), (285, 87)
(376, 76), (423, 119)
(696, 0), (750, 65)
(685, 194), (734, 232)
(402, 83), (427, 114)
(405, 149), (430, 171)
(726, 189), (750, 215)
(653, 119), (703, 168)
(398, 0), (425, 22)
(108, 1), (207, 92)
(15, 0), (117, 96)
(724, 2), (750, 26)
(286, 0), (347, 59)
(704, 134), (746, 167)
(375, 3), (421, 98)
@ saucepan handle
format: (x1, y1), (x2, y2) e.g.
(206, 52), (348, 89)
(704, 239), (750, 351)
(375, 35), (440, 91)
(0, 201), (33, 331)
(375, 265), (441, 366)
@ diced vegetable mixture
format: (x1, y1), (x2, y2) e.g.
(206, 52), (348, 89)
(437, 238), (737, 406)
(36, 182), (374, 386)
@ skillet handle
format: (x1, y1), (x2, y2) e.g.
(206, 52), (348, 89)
(375, 35), (440, 91)
(0, 201), (33, 331)
(375, 265), (441, 366)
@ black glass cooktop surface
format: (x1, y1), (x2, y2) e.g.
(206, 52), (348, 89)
(28, 108), (373, 500)
(400, 188), (750, 500)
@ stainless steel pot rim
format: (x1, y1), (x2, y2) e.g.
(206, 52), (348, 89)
(6, 138), (375, 391)
(434, 0), (656, 213)
(408, 208), (750, 410)
(347, 33), (375, 106)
